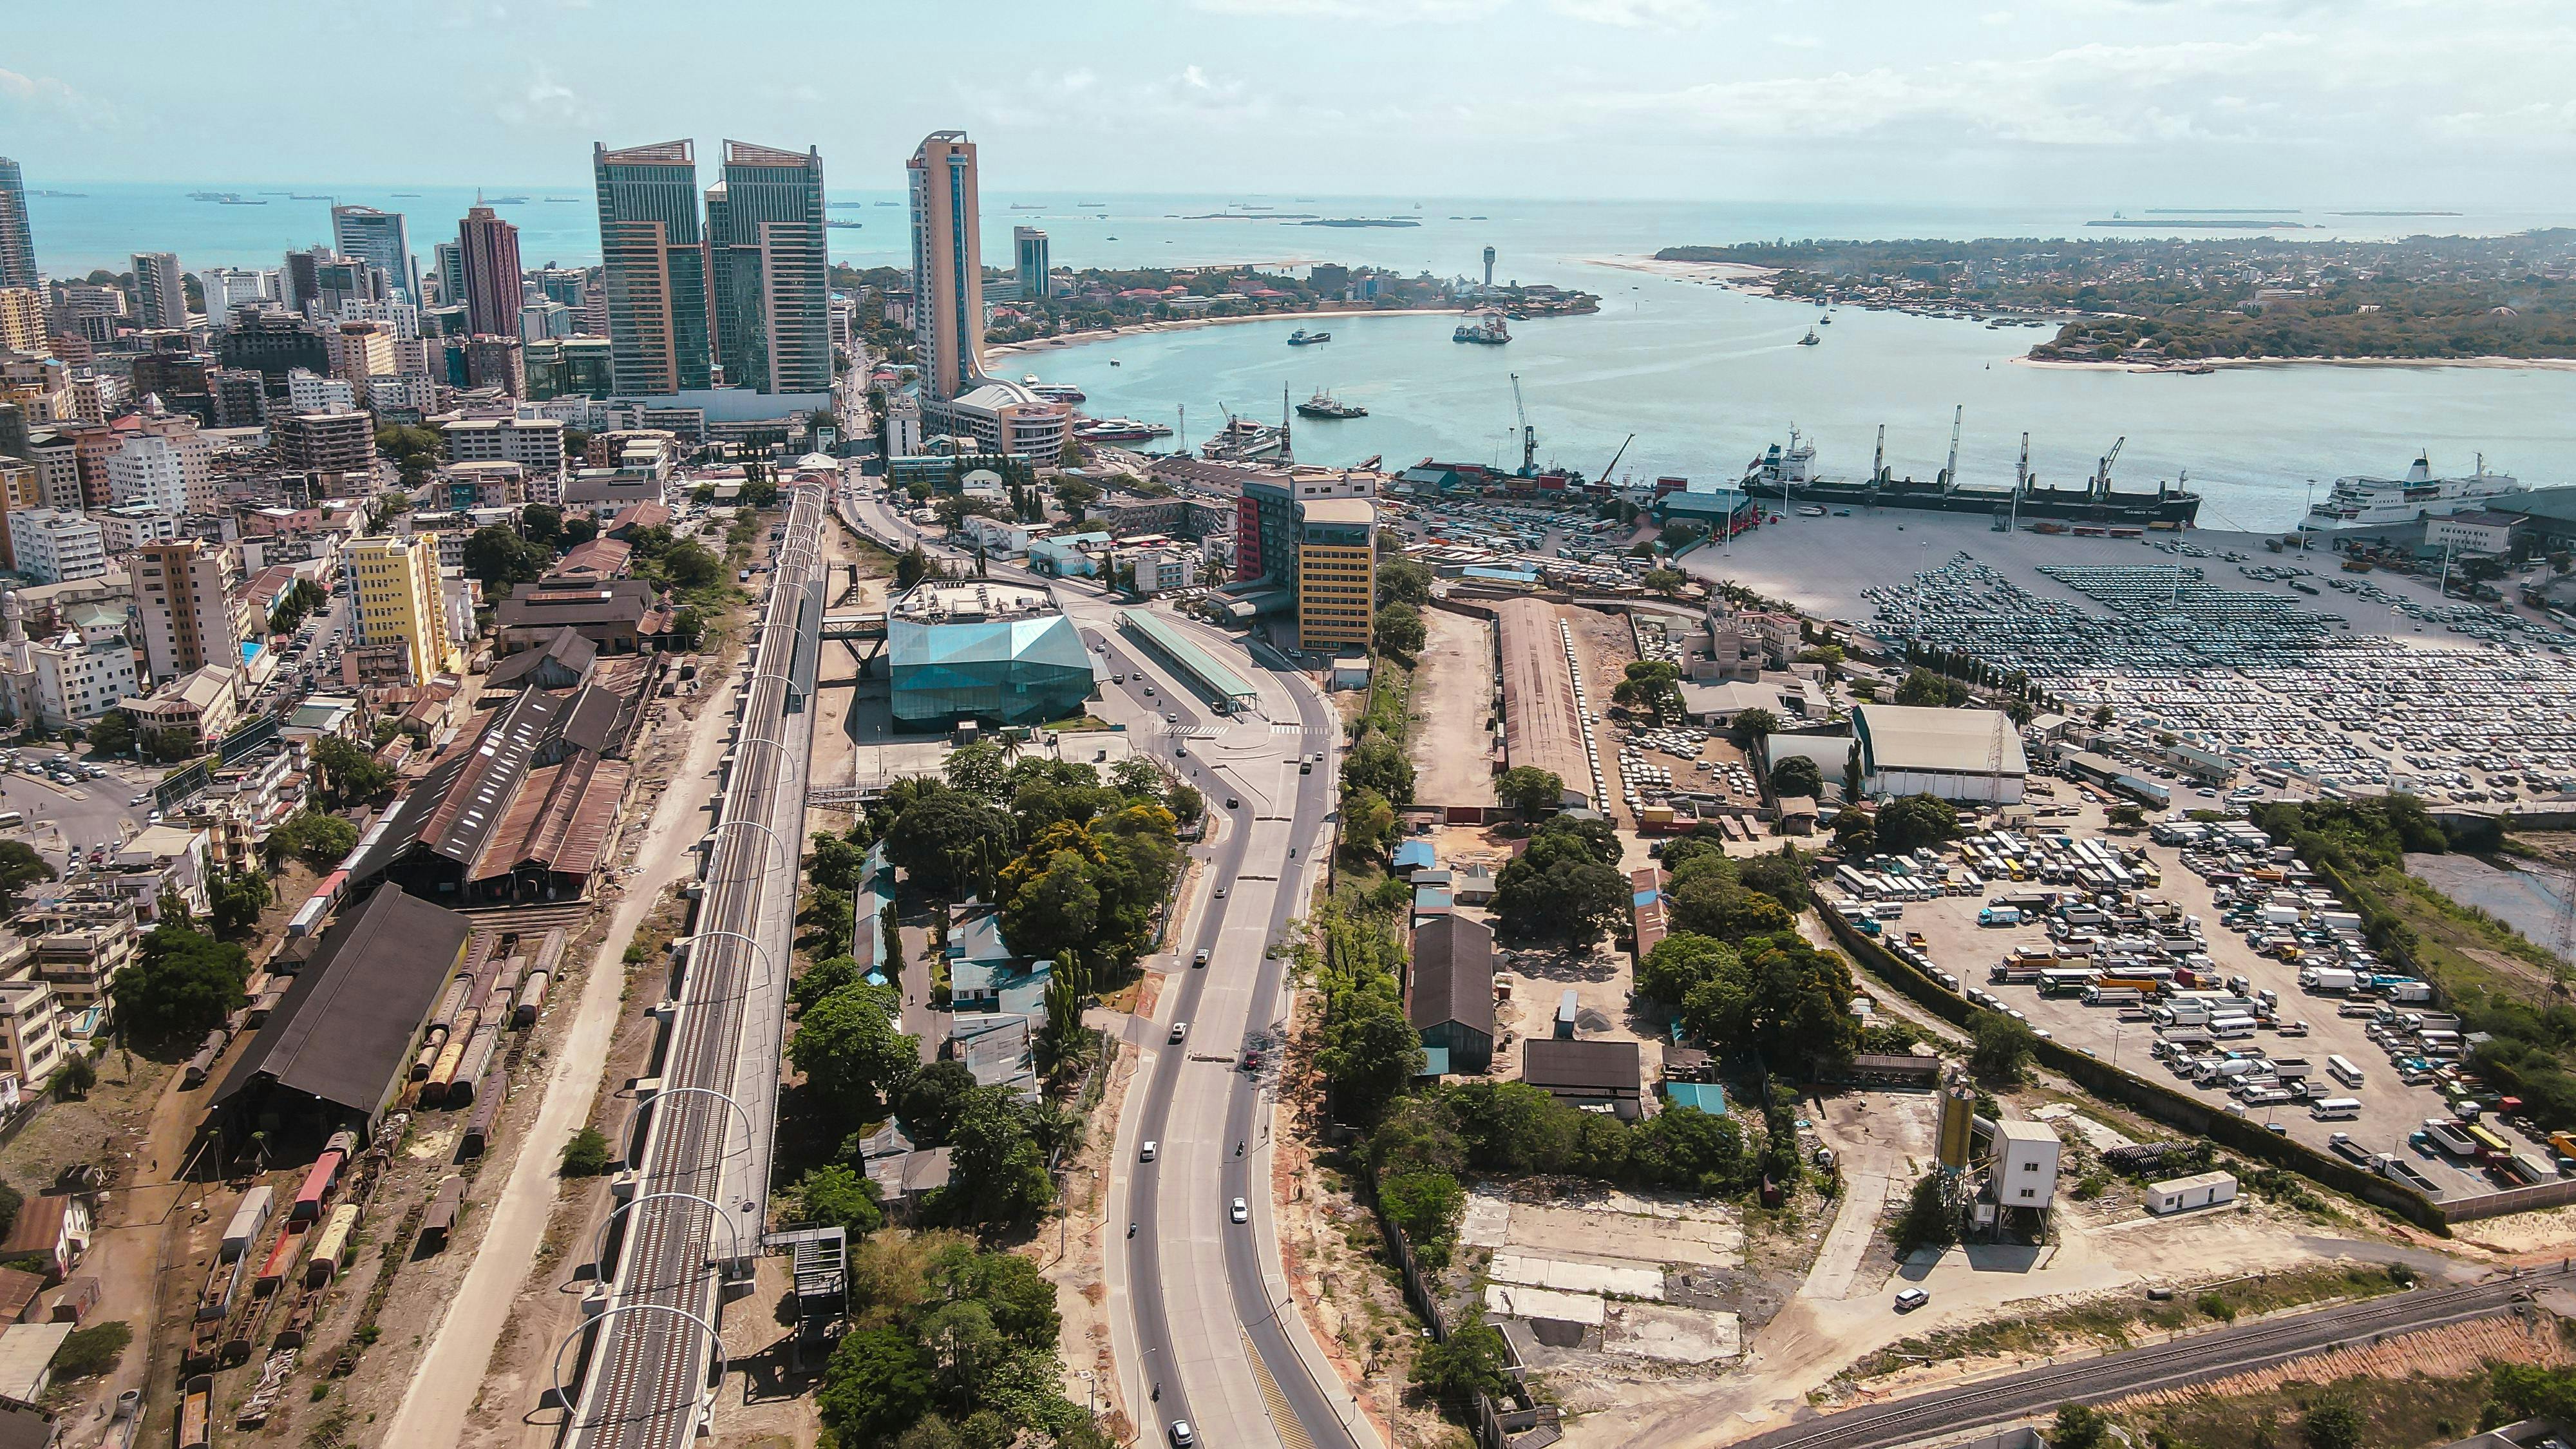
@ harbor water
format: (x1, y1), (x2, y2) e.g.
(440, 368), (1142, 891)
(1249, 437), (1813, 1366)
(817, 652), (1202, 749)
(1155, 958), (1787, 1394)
(28, 185), (2576, 529)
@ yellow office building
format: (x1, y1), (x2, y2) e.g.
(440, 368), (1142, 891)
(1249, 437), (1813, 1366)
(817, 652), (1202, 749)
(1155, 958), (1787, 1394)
(1294, 497), (1378, 650)
(346, 535), (460, 685)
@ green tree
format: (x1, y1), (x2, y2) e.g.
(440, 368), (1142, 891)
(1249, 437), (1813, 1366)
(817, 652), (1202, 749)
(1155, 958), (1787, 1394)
(1728, 706), (1780, 749)
(266, 810), (359, 869)
(50, 1320), (130, 1379)
(791, 956), (864, 1014)
(85, 711), (135, 757)
(2052, 1405), (2109, 1449)
(1496, 766), (1564, 819)
(1377, 1170), (1464, 1270)
(108, 923), (252, 1048)
(521, 503), (565, 546)
(1969, 1012), (2036, 1083)
(896, 1059), (980, 1147)
(1669, 880), (1797, 943)
(1492, 853), (1627, 948)
(790, 983), (921, 1119)
(1372, 601), (1426, 661)
(1340, 786), (1397, 856)
(308, 737), (393, 807)
(1769, 755), (1824, 800)
(1376, 556), (1434, 607)
(52, 1052), (95, 1099)
(560, 1127), (612, 1177)
(788, 1164), (886, 1237)
(1315, 990), (1423, 1122)
(1636, 933), (1741, 1010)
(1613, 661), (1684, 723)
(562, 514), (599, 547)
(1873, 793), (1959, 855)
(461, 526), (552, 590)
(1411, 1319), (1513, 1414)
(1641, 567), (1687, 596)
(939, 1086), (1055, 1228)
(2107, 802), (2146, 831)
(1895, 667), (1971, 707)
(2302, 1398), (2363, 1449)
(0, 842), (54, 915)
(1893, 1169), (1957, 1252)
(1738, 850), (1814, 909)
(819, 1326), (937, 1446)
(884, 793), (1013, 898)
(942, 742), (1010, 801)
(208, 871), (270, 938)
(1342, 737), (1416, 806)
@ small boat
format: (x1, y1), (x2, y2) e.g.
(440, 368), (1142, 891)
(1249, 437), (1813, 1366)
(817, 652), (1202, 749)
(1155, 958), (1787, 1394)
(1030, 383), (1086, 403)
(1796, 505), (1828, 517)
(1109, 359), (1121, 367)
(390, 192), (422, 198)
(1023, 374), (1041, 385)
(1798, 328), (1821, 346)
(1453, 311), (1510, 345)
(1296, 389), (1367, 419)
(1286, 329), (1330, 346)
(1820, 314), (1833, 325)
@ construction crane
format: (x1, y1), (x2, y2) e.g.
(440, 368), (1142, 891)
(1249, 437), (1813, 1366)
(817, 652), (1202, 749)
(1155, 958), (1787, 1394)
(1509, 372), (1537, 476)
(1598, 433), (1636, 488)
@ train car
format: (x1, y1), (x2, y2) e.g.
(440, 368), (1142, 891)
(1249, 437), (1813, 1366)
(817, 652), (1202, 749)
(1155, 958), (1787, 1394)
(291, 1149), (346, 1223)
(429, 977), (472, 1035)
(462, 1068), (506, 1157)
(256, 1222), (304, 1294)
(529, 927), (567, 981)
(448, 1025), (500, 1107)
(220, 1186), (274, 1262)
(179, 1374), (214, 1449)
(513, 970), (550, 1028)
(421, 1176), (464, 1249)
(305, 1203), (357, 1287)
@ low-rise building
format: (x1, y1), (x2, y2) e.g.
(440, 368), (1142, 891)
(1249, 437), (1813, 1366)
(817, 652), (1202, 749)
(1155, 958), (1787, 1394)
(2427, 509), (2521, 558)
(105, 826), (214, 923)
(493, 580), (665, 655)
(123, 665), (242, 752)
(0, 979), (61, 1092)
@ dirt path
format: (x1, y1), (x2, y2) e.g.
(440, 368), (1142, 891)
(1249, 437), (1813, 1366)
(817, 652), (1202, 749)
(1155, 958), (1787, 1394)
(387, 663), (752, 1446)
(1408, 608), (1497, 810)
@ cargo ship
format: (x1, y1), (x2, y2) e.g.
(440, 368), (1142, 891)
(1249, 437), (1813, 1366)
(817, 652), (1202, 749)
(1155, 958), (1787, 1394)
(1287, 328), (1330, 345)
(1296, 389), (1367, 419)
(1202, 413), (1291, 462)
(1738, 417), (2202, 527)
(1454, 311), (1510, 345)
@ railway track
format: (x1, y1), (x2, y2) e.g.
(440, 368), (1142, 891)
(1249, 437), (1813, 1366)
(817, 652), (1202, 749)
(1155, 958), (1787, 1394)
(1736, 1267), (2570, 1449)
(561, 485), (828, 1449)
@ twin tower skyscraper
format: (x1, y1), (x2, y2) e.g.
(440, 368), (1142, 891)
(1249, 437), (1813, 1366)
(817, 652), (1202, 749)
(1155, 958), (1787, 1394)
(591, 138), (830, 397)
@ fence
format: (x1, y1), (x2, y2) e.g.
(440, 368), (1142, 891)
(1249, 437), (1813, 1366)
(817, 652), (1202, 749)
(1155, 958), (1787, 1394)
(1353, 1160), (1551, 1449)
(1817, 909), (2450, 1233)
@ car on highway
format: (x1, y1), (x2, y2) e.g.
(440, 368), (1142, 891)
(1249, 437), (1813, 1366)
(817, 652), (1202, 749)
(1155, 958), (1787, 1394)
(1140, 1141), (1157, 1162)
(1225, 797), (1239, 810)
(1142, 684), (1155, 696)
(1169, 1021), (1188, 1043)
(1895, 1287), (1929, 1311)
(1212, 884), (1226, 898)
(1229, 1198), (1247, 1224)
(1192, 948), (1209, 968)
(1167, 1421), (1196, 1448)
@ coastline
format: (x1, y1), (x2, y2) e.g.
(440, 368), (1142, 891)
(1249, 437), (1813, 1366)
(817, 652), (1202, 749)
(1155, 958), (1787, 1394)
(986, 306), (1463, 360)
(2013, 353), (2576, 375)
(1581, 254), (1777, 283)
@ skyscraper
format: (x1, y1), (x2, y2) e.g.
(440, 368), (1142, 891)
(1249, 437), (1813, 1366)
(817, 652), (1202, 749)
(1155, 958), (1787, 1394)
(433, 242), (465, 308)
(330, 205), (421, 304)
(706, 140), (830, 395)
(0, 159), (33, 290)
(457, 205), (524, 340)
(908, 131), (984, 402)
(131, 252), (187, 329)
(1014, 227), (1050, 303)
(592, 140), (710, 395)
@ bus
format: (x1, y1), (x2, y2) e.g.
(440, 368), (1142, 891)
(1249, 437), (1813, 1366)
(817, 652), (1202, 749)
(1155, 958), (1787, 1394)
(2309, 1097), (2363, 1121)
(2325, 1055), (2365, 1088)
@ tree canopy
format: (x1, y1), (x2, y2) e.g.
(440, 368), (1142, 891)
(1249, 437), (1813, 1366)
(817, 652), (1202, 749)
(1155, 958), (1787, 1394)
(110, 923), (252, 1049)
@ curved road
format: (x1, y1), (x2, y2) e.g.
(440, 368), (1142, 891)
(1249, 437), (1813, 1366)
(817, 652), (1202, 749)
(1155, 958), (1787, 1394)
(838, 477), (1365, 1449)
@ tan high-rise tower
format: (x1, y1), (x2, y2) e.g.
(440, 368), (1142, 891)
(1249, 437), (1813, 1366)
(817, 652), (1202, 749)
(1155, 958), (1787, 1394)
(907, 131), (983, 402)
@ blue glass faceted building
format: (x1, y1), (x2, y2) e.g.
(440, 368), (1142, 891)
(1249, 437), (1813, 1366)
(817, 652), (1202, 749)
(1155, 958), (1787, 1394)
(886, 581), (1095, 731)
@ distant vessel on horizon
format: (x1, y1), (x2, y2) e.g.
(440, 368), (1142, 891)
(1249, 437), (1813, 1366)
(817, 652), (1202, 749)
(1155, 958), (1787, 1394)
(1287, 328), (1329, 346)
(486, 194), (530, 205)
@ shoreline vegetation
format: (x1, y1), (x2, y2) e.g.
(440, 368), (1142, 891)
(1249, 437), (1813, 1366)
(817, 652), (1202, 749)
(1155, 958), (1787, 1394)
(1638, 231), (2576, 372)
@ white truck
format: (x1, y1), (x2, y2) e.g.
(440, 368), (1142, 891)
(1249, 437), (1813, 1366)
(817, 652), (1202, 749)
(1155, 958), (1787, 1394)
(2298, 967), (2358, 993)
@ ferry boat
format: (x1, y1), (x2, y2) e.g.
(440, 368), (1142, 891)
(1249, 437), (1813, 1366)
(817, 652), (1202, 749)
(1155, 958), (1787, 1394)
(1738, 423), (2202, 527)
(1287, 329), (1330, 346)
(1077, 418), (1172, 442)
(1202, 415), (1291, 462)
(1296, 390), (1367, 420)
(2297, 453), (2525, 536)
(1029, 383), (1086, 403)
(1454, 312), (1510, 345)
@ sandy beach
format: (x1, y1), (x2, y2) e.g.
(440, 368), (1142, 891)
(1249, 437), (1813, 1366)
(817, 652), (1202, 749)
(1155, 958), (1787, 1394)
(984, 305), (1464, 360)
(1582, 254), (1777, 284)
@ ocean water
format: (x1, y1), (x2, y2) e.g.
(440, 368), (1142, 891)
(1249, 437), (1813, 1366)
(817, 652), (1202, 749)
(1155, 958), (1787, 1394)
(24, 182), (2576, 529)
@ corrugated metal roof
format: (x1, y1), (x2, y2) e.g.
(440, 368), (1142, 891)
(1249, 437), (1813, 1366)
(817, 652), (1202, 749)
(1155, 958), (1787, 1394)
(1406, 914), (1495, 1039)
(1855, 703), (2030, 777)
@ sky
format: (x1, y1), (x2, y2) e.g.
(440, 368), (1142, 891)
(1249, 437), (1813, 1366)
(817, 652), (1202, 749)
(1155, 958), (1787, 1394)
(6, 0), (2573, 205)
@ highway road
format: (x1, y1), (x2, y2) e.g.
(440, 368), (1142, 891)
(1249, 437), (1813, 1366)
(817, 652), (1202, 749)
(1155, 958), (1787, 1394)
(563, 483), (828, 1449)
(837, 476), (1371, 1449)
(1733, 1265), (2574, 1449)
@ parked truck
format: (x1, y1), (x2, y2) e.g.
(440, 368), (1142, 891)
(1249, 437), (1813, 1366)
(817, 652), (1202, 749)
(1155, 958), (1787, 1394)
(2421, 1119), (2479, 1158)
(2084, 985), (2144, 1007)
(2298, 967), (2358, 993)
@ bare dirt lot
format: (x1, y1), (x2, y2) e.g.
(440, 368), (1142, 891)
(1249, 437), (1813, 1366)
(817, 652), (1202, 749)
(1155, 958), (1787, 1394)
(1408, 607), (1498, 810)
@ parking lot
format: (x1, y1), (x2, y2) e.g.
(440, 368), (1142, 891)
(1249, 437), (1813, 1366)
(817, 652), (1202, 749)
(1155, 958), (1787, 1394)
(1833, 819), (2554, 1207)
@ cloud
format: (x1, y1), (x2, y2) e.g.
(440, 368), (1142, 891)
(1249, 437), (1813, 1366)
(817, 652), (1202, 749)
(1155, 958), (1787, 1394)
(1551, 0), (1711, 26)
(0, 67), (88, 117)
(1770, 32), (1821, 47)
(494, 66), (596, 129)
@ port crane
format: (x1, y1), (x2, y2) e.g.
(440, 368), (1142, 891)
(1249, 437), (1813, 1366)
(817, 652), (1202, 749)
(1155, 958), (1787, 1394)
(1510, 373), (1537, 476)
(1598, 433), (1635, 488)
(2090, 436), (2126, 497)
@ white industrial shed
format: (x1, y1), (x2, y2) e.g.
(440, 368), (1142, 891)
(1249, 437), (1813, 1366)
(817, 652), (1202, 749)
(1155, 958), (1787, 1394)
(1853, 704), (2028, 805)
(2143, 1170), (2239, 1215)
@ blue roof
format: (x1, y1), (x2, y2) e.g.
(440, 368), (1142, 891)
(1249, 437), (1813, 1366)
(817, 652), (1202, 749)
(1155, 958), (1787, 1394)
(1632, 886), (1663, 909)
(947, 909), (1014, 967)
(1393, 840), (1437, 869)
(1462, 565), (1539, 583)
(1663, 1083), (1728, 1115)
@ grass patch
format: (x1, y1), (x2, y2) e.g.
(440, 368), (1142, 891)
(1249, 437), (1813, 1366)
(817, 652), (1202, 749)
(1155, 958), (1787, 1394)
(2374, 867), (2566, 1001)
(1036, 713), (1115, 733)
(1847, 1264), (2416, 1379)
(2127, 1367), (2500, 1449)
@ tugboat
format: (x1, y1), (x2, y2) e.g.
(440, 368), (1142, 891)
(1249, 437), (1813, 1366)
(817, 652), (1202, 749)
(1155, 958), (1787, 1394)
(1453, 311), (1510, 345)
(1296, 389), (1367, 420)
(1798, 328), (1821, 346)
(1287, 329), (1331, 346)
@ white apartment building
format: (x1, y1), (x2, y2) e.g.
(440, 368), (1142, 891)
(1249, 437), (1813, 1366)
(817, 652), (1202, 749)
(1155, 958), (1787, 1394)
(365, 374), (440, 413)
(7, 509), (108, 585)
(286, 368), (357, 415)
(95, 507), (182, 556)
(105, 432), (193, 514)
(0, 978), (61, 1092)
(1124, 545), (1200, 596)
(196, 267), (279, 323)
(15, 628), (139, 726)
(441, 415), (565, 476)
(332, 299), (421, 341)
